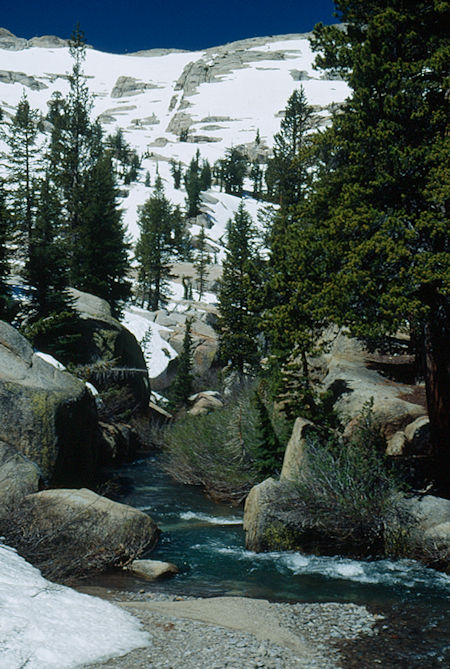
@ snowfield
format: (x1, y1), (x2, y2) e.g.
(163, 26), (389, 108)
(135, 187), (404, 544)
(0, 29), (350, 385)
(0, 543), (149, 669)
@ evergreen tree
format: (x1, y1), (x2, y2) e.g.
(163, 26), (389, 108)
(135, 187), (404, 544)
(184, 151), (202, 217)
(200, 159), (212, 191)
(145, 170), (151, 187)
(222, 147), (248, 195)
(172, 205), (192, 261)
(170, 317), (194, 406)
(2, 92), (41, 253)
(170, 160), (183, 189)
(265, 87), (314, 206)
(25, 176), (72, 320)
(194, 223), (210, 301)
(300, 1), (450, 491)
(250, 161), (263, 199)
(253, 391), (284, 477)
(0, 180), (12, 320)
(217, 202), (261, 373)
(135, 177), (177, 310)
(74, 150), (131, 316)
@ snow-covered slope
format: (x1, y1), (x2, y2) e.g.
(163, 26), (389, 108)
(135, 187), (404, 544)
(0, 28), (350, 382)
(0, 542), (149, 668)
(0, 28), (349, 244)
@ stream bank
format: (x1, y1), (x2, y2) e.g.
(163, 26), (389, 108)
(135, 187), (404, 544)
(83, 455), (450, 667)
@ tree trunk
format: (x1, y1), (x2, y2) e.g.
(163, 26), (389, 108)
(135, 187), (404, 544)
(422, 299), (450, 497)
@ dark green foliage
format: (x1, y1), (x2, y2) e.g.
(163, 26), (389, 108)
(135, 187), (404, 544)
(217, 202), (261, 373)
(170, 318), (194, 406)
(184, 150), (202, 217)
(22, 310), (83, 365)
(2, 92), (41, 252)
(303, 1), (450, 492)
(73, 152), (131, 316)
(171, 205), (192, 261)
(144, 171), (151, 187)
(135, 177), (177, 310)
(194, 223), (210, 300)
(200, 159), (212, 190)
(250, 161), (263, 199)
(106, 128), (140, 184)
(214, 148), (248, 195)
(25, 177), (72, 320)
(265, 87), (315, 206)
(0, 180), (12, 320)
(170, 160), (183, 189)
(253, 390), (285, 477)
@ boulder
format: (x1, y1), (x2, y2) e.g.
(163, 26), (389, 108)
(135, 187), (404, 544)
(188, 391), (224, 416)
(280, 417), (314, 482)
(311, 330), (426, 439)
(404, 416), (431, 454)
(244, 478), (303, 552)
(0, 439), (42, 504)
(21, 488), (159, 568)
(97, 421), (137, 463)
(128, 559), (178, 580)
(70, 288), (150, 410)
(0, 321), (99, 485)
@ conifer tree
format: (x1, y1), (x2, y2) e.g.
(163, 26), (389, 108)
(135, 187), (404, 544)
(0, 179), (12, 320)
(2, 92), (41, 253)
(184, 150), (202, 217)
(200, 159), (212, 191)
(170, 160), (183, 189)
(253, 391), (284, 476)
(217, 202), (261, 373)
(135, 177), (177, 310)
(170, 317), (194, 406)
(300, 1), (450, 490)
(265, 86), (314, 206)
(74, 150), (131, 316)
(194, 223), (210, 301)
(25, 176), (72, 320)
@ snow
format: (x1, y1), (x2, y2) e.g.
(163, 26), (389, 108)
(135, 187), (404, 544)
(122, 306), (177, 378)
(35, 351), (66, 370)
(0, 542), (150, 669)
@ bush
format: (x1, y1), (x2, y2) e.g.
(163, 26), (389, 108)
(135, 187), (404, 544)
(292, 405), (405, 554)
(162, 384), (262, 503)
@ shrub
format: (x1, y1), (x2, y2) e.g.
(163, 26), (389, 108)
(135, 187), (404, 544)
(162, 384), (262, 503)
(292, 404), (405, 554)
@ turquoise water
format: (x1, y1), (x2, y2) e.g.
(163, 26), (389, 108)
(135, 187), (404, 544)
(107, 457), (450, 610)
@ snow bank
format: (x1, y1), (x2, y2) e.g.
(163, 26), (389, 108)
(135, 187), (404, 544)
(0, 543), (150, 669)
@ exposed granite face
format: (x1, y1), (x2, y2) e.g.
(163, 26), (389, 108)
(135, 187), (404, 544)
(0, 27), (68, 50)
(0, 321), (99, 485)
(0, 70), (48, 90)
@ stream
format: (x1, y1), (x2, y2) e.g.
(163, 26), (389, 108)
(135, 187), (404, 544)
(94, 456), (450, 666)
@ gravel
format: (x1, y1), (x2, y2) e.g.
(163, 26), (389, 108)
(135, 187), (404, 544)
(85, 592), (379, 669)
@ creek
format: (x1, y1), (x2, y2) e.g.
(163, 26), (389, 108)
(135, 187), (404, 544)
(96, 456), (450, 666)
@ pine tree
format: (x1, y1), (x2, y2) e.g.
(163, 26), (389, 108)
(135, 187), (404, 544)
(221, 147), (247, 195)
(253, 391), (284, 477)
(184, 151), (202, 217)
(74, 150), (131, 316)
(170, 160), (183, 189)
(303, 1), (450, 491)
(265, 87), (314, 206)
(25, 176), (72, 320)
(2, 92), (41, 253)
(0, 179), (12, 320)
(200, 159), (212, 191)
(170, 317), (194, 406)
(135, 177), (177, 310)
(217, 202), (261, 374)
(194, 223), (210, 300)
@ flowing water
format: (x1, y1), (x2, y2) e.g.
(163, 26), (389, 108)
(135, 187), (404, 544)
(96, 456), (450, 666)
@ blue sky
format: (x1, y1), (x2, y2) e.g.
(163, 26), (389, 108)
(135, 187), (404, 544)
(2, 1), (338, 53)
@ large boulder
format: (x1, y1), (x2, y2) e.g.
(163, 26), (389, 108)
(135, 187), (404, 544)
(70, 289), (150, 410)
(0, 439), (42, 504)
(280, 417), (314, 482)
(310, 330), (426, 440)
(19, 488), (159, 572)
(0, 321), (99, 486)
(128, 559), (178, 580)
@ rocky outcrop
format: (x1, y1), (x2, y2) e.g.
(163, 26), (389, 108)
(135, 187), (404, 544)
(280, 417), (314, 482)
(0, 28), (68, 50)
(310, 330), (426, 442)
(128, 559), (178, 580)
(0, 70), (48, 90)
(0, 439), (42, 504)
(0, 321), (99, 486)
(70, 288), (150, 409)
(98, 421), (138, 463)
(111, 75), (161, 98)
(20, 488), (159, 568)
(188, 391), (224, 416)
